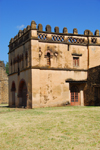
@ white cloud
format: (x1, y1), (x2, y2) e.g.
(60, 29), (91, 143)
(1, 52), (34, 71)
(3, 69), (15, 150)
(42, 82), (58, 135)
(16, 25), (25, 29)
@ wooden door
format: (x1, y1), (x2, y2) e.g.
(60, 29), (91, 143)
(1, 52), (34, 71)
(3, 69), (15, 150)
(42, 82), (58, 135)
(71, 86), (79, 106)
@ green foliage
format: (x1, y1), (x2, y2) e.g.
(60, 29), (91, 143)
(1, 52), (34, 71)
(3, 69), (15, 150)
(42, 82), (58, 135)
(5, 62), (9, 75)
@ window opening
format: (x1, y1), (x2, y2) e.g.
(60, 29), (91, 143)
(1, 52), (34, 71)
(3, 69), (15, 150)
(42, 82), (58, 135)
(47, 52), (51, 66)
(73, 57), (79, 67)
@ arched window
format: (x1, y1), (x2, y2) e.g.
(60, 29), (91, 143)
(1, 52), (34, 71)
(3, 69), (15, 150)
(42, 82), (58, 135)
(47, 52), (51, 66)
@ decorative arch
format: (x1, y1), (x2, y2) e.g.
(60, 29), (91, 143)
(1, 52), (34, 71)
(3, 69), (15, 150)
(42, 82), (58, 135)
(45, 49), (53, 66)
(11, 81), (16, 106)
(45, 50), (52, 56)
(18, 79), (27, 108)
(70, 86), (79, 106)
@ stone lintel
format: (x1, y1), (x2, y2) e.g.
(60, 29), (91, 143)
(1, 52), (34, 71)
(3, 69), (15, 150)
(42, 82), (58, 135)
(66, 80), (87, 83)
(72, 53), (82, 56)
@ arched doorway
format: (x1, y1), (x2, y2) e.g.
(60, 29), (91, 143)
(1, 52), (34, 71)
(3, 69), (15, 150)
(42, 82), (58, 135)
(18, 79), (27, 108)
(71, 86), (79, 106)
(11, 81), (16, 106)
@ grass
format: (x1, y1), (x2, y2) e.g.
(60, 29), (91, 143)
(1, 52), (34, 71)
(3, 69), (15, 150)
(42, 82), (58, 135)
(0, 105), (100, 150)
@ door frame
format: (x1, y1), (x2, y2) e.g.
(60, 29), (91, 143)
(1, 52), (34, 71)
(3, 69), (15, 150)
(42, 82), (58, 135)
(70, 86), (79, 106)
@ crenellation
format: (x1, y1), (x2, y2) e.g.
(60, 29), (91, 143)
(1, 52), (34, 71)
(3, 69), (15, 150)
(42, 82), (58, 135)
(84, 30), (93, 36)
(9, 20), (100, 50)
(18, 30), (23, 37)
(10, 38), (14, 44)
(95, 30), (99, 36)
(63, 27), (68, 34)
(45, 25), (51, 32)
(26, 25), (31, 31)
(13, 35), (18, 42)
(54, 26), (59, 33)
(23, 28), (26, 33)
(38, 24), (43, 31)
(73, 28), (78, 34)
(31, 20), (37, 29)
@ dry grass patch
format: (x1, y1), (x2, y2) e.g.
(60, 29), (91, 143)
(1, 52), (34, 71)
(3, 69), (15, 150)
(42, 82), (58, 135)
(0, 106), (100, 150)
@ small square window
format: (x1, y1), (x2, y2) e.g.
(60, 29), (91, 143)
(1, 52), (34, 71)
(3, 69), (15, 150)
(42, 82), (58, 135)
(73, 57), (79, 67)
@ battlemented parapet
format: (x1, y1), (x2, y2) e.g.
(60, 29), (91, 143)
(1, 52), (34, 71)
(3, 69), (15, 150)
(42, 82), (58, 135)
(9, 20), (100, 53)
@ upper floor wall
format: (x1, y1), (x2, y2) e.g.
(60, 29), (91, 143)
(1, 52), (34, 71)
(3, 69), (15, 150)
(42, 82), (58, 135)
(31, 40), (88, 70)
(9, 40), (31, 75)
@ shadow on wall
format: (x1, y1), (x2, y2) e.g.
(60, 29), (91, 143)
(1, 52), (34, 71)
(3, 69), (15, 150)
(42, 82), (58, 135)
(84, 66), (100, 106)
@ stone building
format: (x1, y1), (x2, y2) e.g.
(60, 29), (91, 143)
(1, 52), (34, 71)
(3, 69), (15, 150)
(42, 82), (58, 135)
(0, 61), (8, 104)
(8, 20), (100, 108)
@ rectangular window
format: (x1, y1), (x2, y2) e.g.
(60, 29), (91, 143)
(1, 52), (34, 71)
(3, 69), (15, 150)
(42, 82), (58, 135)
(73, 57), (79, 67)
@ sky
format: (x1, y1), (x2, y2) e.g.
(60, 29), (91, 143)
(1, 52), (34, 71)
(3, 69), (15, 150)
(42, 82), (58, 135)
(0, 0), (100, 64)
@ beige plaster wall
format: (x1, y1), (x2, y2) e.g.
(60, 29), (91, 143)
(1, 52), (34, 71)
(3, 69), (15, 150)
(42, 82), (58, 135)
(31, 40), (39, 67)
(89, 46), (100, 68)
(31, 40), (88, 70)
(9, 40), (31, 74)
(32, 69), (87, 108)
(9, 69), (31, 107)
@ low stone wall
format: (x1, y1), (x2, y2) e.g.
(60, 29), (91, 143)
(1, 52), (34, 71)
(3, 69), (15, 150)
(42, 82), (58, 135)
(0, 61), (8, 104)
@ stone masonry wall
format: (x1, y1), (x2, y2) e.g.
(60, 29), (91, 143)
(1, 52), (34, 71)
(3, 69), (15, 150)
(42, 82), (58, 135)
(0, 61), (8, 104)
(84, 65), (100, 106)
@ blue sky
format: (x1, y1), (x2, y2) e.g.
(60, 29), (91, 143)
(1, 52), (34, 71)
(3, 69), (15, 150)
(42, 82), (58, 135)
(0, 0), (100, 63)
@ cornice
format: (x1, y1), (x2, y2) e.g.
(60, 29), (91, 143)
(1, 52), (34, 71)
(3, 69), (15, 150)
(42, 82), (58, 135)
(8, 66), (87, 76)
